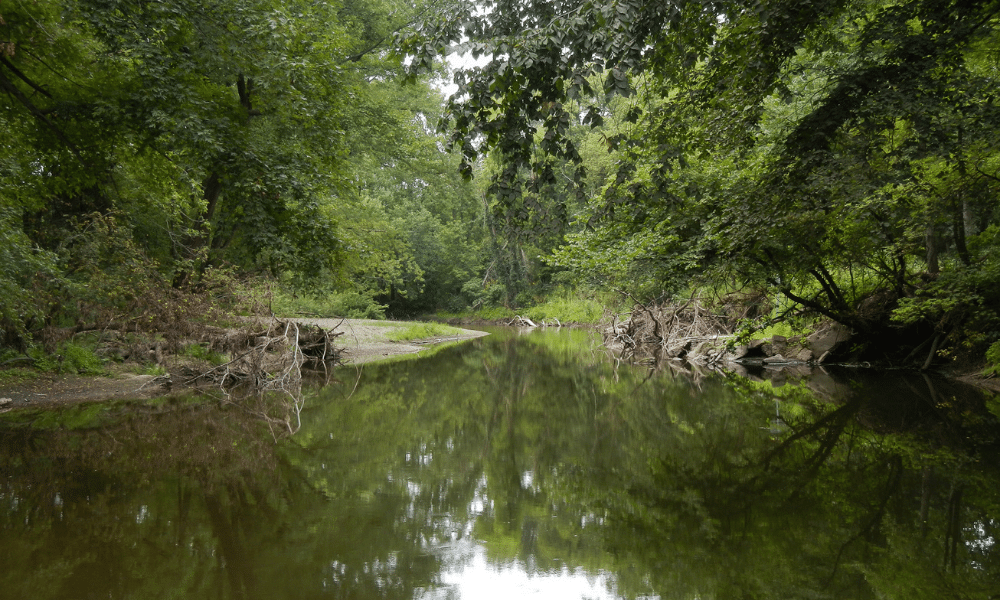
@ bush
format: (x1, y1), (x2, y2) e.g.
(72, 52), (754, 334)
(26, 342), (105, 375)
(271, 287), (387, 319)
(523, 292), (603, 324)
(984, 341), (1000, 377)
(181, 343), (227, 366)
(0, 208), (59, 349)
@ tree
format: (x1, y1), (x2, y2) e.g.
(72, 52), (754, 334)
(1, 0), (452, 344)
(403, 0), (1000, 359)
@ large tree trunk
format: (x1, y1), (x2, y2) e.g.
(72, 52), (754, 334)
(925, 224), (939, 275)
(173, 171), (223, 288)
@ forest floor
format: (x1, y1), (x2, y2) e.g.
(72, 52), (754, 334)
(0, 319), (488, 410)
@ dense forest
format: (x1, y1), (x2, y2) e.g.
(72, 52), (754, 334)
(404, 0), (1000, 367)
(2, 0), (1000, 370)
(1, 0), (490, 352)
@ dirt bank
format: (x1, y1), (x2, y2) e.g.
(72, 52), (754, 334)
(301, 318), (489, 364)
(0, 319), (488, 410)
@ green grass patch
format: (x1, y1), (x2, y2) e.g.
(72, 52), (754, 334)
(435, 289), (605, 325)
(131, 363), (169, 376)
(385, 323), (465, 342)
(478, 306), (518, 321)
(752, 321), (799, 340)
(523, 293), (603, 324)
(180, 343), (228, 365)
(0, 367), (41, 385)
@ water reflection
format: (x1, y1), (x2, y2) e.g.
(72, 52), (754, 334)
(418, 540), (619, 600)
(2, 327), (1000, 599)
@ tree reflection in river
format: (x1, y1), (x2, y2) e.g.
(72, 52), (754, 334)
(2, 327), (999, 599)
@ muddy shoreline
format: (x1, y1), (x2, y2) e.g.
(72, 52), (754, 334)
(0, 319), (488, 410)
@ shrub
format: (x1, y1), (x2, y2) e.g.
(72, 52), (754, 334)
(984, 341), (1000, 377)
(271, 288), (387, 319)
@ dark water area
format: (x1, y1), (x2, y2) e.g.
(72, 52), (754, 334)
(2, 327), (1000, 599)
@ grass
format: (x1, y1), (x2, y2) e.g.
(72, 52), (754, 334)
(434, 289), (606, 325)
(0, 367), (41, 386)
(3, 342), (108, 376)
(522, 293), (603, 324)
(752, 321), (812, 341)
(131, 363), (169, 376)
(384, 322), (466, 342)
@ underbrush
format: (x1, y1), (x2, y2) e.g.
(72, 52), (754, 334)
(180, 343), (228, 366)
(437, 288), (606, 325)
(522, 293), (604, 324)
(0, 341), (107, 384)
(270, 287), (387, 319)
(984, 342), (1000, 377)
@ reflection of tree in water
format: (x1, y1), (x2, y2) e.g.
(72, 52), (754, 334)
(3, 333), (1000, 599)
(0, 399), (447, 600)
(0, 402), (278, 599)
(589, 372), (1000, 599)
(326, 332), (1000, 599)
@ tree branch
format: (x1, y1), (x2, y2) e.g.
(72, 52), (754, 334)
(0, 65), (86, 164)
(0, 55), (52, 98)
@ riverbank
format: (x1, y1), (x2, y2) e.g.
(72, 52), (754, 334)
(0, 319), (488, 410)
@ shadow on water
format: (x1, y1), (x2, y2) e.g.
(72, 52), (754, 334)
(2, 327), (1000, 599)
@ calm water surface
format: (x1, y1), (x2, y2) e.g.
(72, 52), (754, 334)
(2, 327), (999, 599)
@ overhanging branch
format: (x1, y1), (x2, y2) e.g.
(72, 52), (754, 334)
(0, 64), (86, 165)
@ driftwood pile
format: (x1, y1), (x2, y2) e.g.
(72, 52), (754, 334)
(508, 315), (562, 328)
(185, 318), (343, 435)
(604, 297), (734, 365)
(190, 318), (342, 389)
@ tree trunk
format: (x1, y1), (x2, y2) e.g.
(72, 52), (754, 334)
(173, 171), (222, 288)
(925, 224), (939, 275)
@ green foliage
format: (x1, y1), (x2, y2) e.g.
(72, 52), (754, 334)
(179, 343), (227, 366)
(271, 287), (387, 320)
(60, 343), (105, 375)
(984, 341), (1000, 377)
(383, 322), (464, 342)
(753, 321), (798, 341)
(26, 343), (104, 375)
(893, 225), (1000, 333)
(405, 0), (1000, 361)
(2, 0), (474, 349)
(475, 305), (518, 321)
(522, 291), (603, 324)
(335, 116), (485, 316)
(441, 285), (605, 324)
(135, 364), (169, 377)
(0, 209), (60, 348)
(0, 367), (39, 386)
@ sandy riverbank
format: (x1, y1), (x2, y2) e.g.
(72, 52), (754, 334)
(0, 319), (488, 410)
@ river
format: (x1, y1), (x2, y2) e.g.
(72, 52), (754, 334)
(2, 327), (999, 599)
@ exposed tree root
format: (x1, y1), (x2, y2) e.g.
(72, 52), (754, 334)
(604, 294), (735, 366)
(184, 318), (343, 437)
